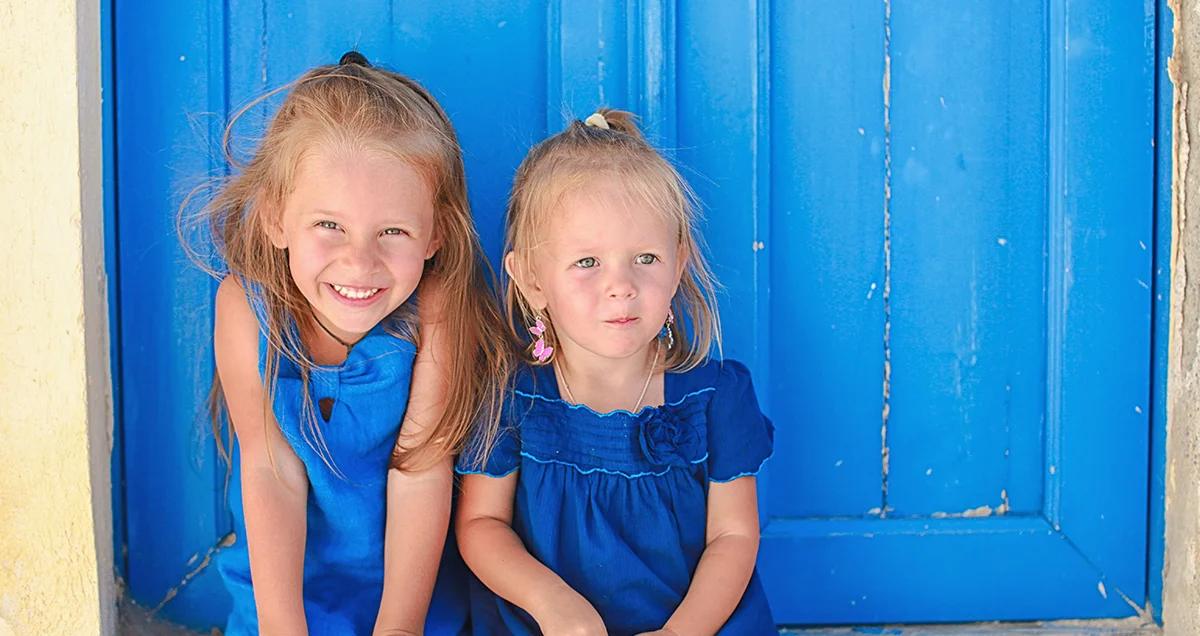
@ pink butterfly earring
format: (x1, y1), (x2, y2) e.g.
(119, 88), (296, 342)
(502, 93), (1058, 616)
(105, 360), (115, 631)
(529, 316), (554, 362)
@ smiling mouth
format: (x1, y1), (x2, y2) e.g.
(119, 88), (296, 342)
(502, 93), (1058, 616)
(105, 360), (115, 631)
(606, 317), (639, 325)
(329, 284), (383, 300)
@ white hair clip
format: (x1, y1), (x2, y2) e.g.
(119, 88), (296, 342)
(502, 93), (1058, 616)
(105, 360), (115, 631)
(584, 113), (610, 130)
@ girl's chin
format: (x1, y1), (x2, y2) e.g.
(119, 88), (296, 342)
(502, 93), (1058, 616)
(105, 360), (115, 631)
(579, 339), (660, 362)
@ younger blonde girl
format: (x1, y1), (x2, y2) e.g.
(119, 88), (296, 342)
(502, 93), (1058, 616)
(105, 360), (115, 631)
(456, 109), (776, 635)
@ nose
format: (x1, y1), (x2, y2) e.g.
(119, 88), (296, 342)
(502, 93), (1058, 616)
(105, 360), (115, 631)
(605, 264), (637, 300)
(340, 237), (382, 275)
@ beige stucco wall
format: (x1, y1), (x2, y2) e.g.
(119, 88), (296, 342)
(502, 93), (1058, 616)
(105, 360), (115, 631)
(0, 1), (116, 635)
(1166, 0), (1200, 634)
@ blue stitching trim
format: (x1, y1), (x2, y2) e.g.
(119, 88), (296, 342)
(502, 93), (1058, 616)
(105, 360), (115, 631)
(514, 386), (716, 417)
(454, 464), (520, 478)
(519, 451), (709, 479)
(707, 451), (774, 483)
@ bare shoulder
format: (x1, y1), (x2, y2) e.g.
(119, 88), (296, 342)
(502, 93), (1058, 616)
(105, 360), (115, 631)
(215, 275), (254, 326)
(213, 275), (261, 387)
(213, 276), (306, 478)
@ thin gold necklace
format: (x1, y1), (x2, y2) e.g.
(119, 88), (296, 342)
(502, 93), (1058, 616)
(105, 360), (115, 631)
(557, 342), (660, 412)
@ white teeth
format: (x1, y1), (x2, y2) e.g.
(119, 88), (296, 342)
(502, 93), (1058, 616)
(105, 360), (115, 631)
(331, 284), (381, 300)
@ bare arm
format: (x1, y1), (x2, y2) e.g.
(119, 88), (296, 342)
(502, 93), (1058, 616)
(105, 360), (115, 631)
(374, 284), (456, 635)
(457, 473), (607, 635)
(214, 276), (310, 636)
(657, 477), (761, 636)
(374, 457), (453, 635)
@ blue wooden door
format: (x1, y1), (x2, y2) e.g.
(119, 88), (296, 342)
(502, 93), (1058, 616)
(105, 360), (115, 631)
(752, 0), (1156, 623)
(113, 0), (1157, 629)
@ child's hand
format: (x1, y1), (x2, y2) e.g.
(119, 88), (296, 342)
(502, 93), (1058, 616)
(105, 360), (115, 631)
(535, 590), (606, 636)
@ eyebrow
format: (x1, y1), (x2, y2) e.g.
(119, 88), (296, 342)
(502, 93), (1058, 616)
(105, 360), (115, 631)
(304, 208), (420, 226)
(559, 238), (669, 249)
(305, 208), (342, 218)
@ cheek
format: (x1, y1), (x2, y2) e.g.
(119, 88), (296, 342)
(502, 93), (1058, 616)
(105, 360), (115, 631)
(287, 236), (331, 277)
(558, 275), (598, 307)
(539, 276), (582, 319)
(381, 244), (431, 281)
(639, 268), (677, 298)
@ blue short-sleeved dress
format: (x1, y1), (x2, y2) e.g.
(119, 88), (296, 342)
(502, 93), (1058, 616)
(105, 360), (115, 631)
(457, 358), (776, 635)
(217, 290), (469, 636)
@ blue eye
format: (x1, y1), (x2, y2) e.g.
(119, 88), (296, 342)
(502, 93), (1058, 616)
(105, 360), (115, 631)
(635, 254), (658, 265)
(381, 228), (407, 236)
(316, 221), (339, 230)
(575, 257), (598, 269)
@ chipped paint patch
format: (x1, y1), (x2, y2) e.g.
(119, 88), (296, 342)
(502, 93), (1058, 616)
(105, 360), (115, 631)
(879, 0), (893, 519)
(961, 505), (993, 518)
(149, 533), (236, 617)
(928, 497), (1011, 519)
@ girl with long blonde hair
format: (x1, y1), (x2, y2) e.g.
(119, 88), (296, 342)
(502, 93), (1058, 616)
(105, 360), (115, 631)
(192, 52), (507, 635)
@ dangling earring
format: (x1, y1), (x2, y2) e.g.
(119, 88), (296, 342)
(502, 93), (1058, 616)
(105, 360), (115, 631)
(529, 315), (554, 362)
(660, 309), (675, 350)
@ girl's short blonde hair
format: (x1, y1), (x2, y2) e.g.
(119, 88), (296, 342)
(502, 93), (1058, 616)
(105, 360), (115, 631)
(504, 108), (722, 372)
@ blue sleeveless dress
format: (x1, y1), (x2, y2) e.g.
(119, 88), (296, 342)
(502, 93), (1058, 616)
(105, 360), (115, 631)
(457, 358), (776, 635)
(217, 292), (469, 636)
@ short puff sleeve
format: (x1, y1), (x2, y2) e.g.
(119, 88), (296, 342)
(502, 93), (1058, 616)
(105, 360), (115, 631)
(706, 360), (774, 482)
(455, 407), (521, 478)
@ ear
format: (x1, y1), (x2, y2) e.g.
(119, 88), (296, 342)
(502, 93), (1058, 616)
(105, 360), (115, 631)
(424, 230), (442, 261)
(505, 251), (547, 312)
(264, 205), (288, 249)
(671, 242), (689, 294)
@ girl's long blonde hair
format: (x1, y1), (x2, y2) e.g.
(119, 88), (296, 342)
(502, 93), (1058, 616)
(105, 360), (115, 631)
(503, 108), (722, 375)
(184, 54), (508, 474)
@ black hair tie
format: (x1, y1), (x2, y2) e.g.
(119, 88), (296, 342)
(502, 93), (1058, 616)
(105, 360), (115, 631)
(339, 51), (370, 67)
